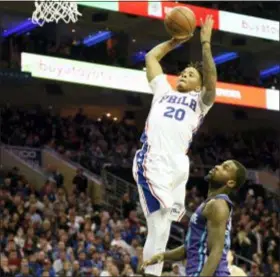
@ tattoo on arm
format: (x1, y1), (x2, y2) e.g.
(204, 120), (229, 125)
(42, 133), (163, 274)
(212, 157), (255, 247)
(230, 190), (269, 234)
(202, 43), (217, 106)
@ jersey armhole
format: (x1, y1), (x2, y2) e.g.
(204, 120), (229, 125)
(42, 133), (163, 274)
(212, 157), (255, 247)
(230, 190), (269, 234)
(198, 93), (213, 115)
(149, 74), (172, 104)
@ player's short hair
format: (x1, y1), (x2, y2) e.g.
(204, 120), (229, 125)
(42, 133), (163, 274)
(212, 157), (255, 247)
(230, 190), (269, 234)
(188, 61), (203, 84)
(232, 160), (247, 188)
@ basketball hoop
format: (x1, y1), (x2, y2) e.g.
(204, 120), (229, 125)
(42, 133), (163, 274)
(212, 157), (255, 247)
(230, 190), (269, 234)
(32, 0), (82, 27)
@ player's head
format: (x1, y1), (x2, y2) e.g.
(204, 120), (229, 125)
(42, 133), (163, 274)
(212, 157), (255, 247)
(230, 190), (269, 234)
(176, 62), (203, 93)
(205, 160), (247, 191)
(227, 250), (234, 265)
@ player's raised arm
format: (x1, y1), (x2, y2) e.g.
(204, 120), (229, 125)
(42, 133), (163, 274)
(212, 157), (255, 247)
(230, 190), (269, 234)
(200, 15), (217, 106)
(141, 245), (186, 271)
(145, 37), (190, 82)
(200, 199), (230, 277)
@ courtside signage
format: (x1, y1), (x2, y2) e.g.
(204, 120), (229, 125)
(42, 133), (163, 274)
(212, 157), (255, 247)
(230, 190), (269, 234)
(79, 1), (279, 41)
(21, 53), (279, 111)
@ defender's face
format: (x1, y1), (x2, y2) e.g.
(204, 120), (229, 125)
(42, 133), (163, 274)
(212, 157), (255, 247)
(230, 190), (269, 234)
(206, 160), (238, 188)
(176, 67), (202, 93)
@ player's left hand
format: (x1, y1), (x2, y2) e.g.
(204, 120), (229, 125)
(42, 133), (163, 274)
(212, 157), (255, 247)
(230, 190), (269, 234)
(170, 34), (193, 46)
(200, 15), (214, 43)
(140, 253), (164, 271)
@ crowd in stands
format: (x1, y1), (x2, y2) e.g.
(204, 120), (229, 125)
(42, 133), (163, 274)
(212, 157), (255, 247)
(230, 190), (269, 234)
(0, 167), (146, 277)
(1, 106), (279, 176)
(0, 163), (279, 277)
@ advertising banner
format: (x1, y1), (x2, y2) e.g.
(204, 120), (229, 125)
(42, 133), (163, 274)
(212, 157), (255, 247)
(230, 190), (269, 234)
(118, 1), (220, 29)
(78, 1), (118, 12)
(219, 11), (279, 41)
(79, 1), (279, 41)
(21, 53), (280, 111)
(6, 146), (42, 168)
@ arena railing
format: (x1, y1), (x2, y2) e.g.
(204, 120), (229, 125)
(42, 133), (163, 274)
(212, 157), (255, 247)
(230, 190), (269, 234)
(234, 254), (255, 267)
(43, 147), (103, 205)
(101, 168), (185, 245)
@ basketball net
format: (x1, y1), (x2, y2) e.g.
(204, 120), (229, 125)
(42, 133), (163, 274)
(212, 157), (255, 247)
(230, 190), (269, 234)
(32, 0), (82, 26)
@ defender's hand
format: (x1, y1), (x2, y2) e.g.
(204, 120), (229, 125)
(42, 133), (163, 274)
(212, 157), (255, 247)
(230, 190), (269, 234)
(200, 15), (214, 43)
(141, 253), (164, 271)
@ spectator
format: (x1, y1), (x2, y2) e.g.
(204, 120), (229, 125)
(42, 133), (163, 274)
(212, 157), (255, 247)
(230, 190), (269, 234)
(122, 193), (136, 219)
(37, 259), (55, 277)
(249, 263), (261, 276)
(263, 254), (274, 275)
(73, 169), (88, 194)
(15, 258), (34, 277)
(70, 260), (84, 277)
(53, 250), (68, 274)
(170, 263), (181, 276)
(271, 262), (280, 277)
(25, 194), (44, 212)
(51, 166), (64, 189)
(0, 254), (13, 277)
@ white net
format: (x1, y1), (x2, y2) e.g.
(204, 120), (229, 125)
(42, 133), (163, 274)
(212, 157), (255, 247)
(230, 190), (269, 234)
(32, 0), (82, 26)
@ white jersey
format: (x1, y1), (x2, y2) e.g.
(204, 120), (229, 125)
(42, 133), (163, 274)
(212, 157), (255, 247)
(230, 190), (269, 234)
(133, 74), (213, 219)
(140, 74), (212, 158)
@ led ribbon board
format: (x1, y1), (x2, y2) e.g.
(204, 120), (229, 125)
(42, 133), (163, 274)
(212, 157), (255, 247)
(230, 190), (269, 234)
(21, 52), (279, 111)
(78, 1), (279, 41)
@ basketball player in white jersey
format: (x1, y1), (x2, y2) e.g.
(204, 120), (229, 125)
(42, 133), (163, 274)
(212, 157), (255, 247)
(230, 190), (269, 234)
(132, 15), (217, 276)
(227, 250), (247, 276)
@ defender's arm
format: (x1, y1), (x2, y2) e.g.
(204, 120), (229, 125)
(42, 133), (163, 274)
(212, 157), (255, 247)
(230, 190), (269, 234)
(200, 199), (230, 276)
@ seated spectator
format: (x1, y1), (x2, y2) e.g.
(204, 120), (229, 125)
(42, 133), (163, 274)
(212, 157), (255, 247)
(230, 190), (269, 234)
(15, 258), (34, 277)
(0, 254), (13, 277)
(53, 250), (68, 274)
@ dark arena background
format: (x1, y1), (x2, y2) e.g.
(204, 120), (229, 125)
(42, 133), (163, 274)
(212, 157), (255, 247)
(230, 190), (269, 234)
(0, 1), (279, 277)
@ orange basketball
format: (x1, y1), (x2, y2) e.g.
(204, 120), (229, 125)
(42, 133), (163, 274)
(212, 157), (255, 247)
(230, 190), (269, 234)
(164, 6), (196, 39)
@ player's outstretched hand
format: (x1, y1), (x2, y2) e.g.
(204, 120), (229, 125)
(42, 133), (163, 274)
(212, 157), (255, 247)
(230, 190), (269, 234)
(171, 33), (193, 45)
(140, 253), (164, 271)
(200, 14), (214, 43)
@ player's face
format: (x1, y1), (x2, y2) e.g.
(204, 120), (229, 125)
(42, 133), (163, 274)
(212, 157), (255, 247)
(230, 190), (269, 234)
(206, 160), (238, 189)
(176, 67), (202, 93)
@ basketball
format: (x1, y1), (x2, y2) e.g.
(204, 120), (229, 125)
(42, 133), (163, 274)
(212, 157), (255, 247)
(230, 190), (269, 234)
(164, 7), (196, 39)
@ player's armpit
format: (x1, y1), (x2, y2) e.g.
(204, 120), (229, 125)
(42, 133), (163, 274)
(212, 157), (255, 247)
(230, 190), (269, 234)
(201, 42), (217, 106)
(200, 199), (230, 277)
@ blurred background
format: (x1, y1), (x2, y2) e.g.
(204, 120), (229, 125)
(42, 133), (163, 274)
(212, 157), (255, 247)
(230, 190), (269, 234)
(0, 1), (279, 277)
